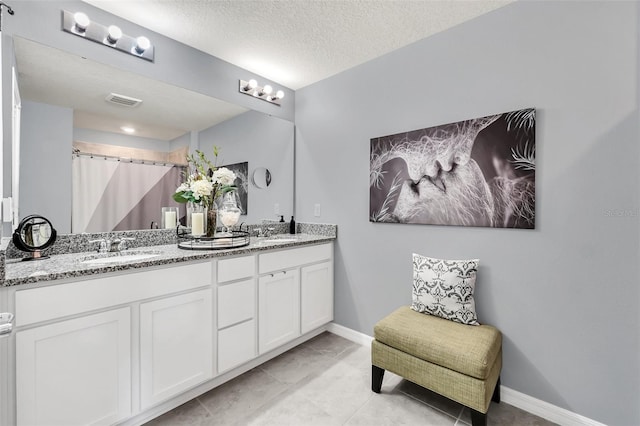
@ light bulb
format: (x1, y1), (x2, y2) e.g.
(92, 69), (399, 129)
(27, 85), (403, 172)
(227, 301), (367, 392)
(134, 36), (151, 54)
(121, 126), (135, 133)
(275, 90), (285, 100)
(263, 85), (273, 95)
(106, 25), (122, 44)
(243, 79), (258, 92)
(73, 12), (90, 32)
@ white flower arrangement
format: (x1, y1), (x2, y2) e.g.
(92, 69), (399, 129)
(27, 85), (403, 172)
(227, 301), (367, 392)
(173, 148), (237, 208)
(212, 167), (236, 186)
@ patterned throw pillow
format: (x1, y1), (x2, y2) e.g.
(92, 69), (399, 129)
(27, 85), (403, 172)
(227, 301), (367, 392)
(411, 253), (480, 325)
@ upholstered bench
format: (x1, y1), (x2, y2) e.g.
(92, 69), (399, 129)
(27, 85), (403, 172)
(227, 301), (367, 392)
(372, 306), (502, 426)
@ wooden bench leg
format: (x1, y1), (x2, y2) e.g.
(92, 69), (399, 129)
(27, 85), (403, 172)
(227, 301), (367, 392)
(470, 409), (487, 426)
(371, 365), (385, 393)
(492, 377), (501, 403)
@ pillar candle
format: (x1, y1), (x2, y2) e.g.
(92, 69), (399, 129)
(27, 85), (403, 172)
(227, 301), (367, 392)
(191, 212), (204, 235)
(164, 211), (177, 229)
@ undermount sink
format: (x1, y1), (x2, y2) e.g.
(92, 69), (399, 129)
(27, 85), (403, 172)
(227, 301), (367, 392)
(80, 251), (161, 265)
(260, 237), (298, 244)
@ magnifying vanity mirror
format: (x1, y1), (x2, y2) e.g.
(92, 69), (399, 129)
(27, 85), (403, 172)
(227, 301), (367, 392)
(252, 167), (272, 189)
(12, 36), (294, 233)
(12, 215), (57, 260)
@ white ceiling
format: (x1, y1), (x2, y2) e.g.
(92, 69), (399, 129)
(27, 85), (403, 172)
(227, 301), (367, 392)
(83, 0), (513, 90)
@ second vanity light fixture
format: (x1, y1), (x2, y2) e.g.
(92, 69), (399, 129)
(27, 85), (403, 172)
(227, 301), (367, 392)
(239, 79), (285, 106)
(61, 10), (155, 62)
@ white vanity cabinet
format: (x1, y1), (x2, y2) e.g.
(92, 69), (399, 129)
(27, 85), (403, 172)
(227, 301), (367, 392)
(258, 243), (333, 354)
(16, 307), (132, 426)
(10, 261), (213, 426)
(216, 255), (257, 373)
(2, 241), (333, 426)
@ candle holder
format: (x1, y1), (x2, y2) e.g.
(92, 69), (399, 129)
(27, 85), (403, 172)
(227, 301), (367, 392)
(161, 207), (179, 230)
(186, 203), (207, 237)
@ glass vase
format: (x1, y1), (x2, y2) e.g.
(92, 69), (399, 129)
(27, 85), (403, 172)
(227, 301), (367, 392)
(187, 203), (207, 237)
(206, 207), (217, 237)
(161, 207), (179, 229)
(218, 192), (241, 236)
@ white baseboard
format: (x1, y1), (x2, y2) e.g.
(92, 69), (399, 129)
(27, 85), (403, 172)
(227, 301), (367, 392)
(327, 322), (606, 426)
(500, 386), (606, 426)
(326, 322), (373, 347)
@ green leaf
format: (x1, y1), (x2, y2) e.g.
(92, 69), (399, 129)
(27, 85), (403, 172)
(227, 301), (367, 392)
(172, 191), (188, 203)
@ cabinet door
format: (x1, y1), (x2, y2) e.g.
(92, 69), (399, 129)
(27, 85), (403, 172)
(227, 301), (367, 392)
(140, 289), (213, 409)
(258, 269), (300, 354)
(16, 308), (131, 426)
(218, 319), (256, 372)
(301, 261), (334, 334)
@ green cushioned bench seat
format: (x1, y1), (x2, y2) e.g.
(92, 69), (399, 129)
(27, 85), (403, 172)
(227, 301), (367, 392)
(371, 306), (502, 426)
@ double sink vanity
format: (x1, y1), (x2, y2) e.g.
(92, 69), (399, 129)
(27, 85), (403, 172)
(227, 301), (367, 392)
(0, 225), (336, 426)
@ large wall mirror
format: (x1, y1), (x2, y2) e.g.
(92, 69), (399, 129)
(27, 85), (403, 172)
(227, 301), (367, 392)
(13, 36), (294, 234)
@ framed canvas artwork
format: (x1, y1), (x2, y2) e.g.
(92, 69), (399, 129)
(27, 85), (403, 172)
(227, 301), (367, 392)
(370, 108), (535, 229)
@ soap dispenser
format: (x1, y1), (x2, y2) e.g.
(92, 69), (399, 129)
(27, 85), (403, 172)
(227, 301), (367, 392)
(289, 216), (296, 234)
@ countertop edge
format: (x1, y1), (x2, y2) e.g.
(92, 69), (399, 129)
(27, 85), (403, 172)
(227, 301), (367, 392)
(2, 235), (335, 288)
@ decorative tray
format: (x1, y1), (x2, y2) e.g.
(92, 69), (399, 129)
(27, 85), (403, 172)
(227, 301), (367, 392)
(177, 230), (250, 250)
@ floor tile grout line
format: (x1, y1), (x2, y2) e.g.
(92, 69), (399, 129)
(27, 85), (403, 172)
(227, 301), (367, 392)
(397, 389), (461, 424)
(195, 395), (214, 418)
(340, 392), (375, 425)
(456, 406), (467, 426)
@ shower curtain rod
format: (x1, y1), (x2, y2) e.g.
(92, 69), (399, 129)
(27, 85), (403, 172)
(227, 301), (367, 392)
(72, 150), (186, 168)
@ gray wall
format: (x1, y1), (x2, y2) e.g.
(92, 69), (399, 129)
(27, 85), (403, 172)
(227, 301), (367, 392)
(20, 101), (73, 233)
(170, 133), (191, 151)
(199, 110), (294, 224)
(295, 2), (639, 425)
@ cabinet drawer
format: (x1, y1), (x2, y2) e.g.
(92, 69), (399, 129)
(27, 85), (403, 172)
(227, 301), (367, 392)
(217, 255), (256, 283)
(259, 243), (332, 274)
(218, 279), (255, 329)
(15, 261), (212, 326)
(218, 319), (256, 373)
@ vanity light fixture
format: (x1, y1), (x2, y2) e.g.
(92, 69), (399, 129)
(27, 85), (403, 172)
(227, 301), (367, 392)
(120, 126), (135, 134)
(61, 10), (155, 62)
(239, 79), (285, 106)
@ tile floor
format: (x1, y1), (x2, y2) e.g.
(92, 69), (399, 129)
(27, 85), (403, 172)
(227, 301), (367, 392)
(146, 332), (557, 426)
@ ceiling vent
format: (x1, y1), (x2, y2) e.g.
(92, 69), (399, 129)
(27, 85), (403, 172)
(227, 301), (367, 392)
(105, 93), (143, 107)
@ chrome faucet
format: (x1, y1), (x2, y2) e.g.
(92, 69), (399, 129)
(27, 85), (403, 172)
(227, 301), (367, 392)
(110, 237), (135, 252)
(89, 237), (135, 253)
(254, 227), (275, 238)
(89, 239), (111, 253)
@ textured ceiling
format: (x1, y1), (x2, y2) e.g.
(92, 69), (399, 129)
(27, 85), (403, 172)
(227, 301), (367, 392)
(83, 0), (513, 90)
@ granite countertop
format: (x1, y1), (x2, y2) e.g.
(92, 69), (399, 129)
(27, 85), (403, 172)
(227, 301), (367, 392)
(3, 233), (335, 287)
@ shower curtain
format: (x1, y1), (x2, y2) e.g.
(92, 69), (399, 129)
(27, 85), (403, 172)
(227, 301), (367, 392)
(72, 156), (183, 233)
